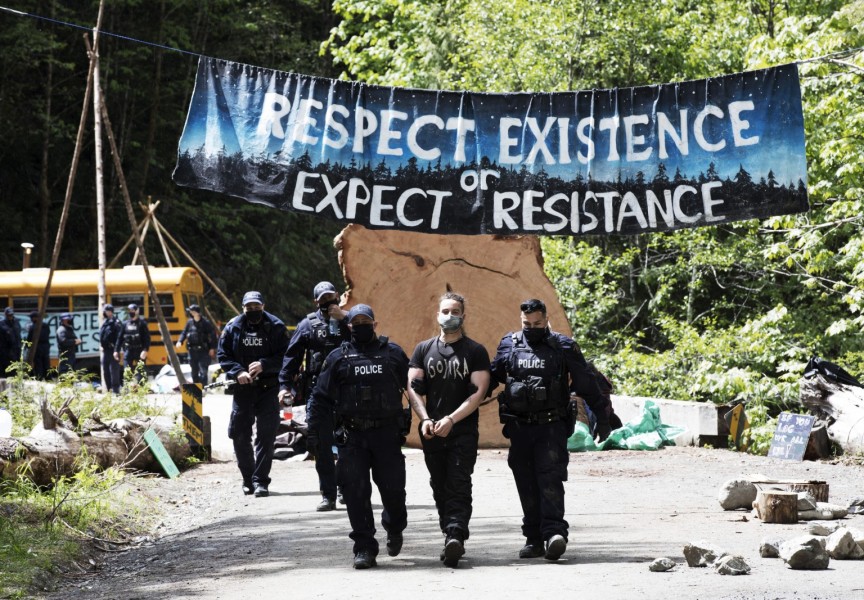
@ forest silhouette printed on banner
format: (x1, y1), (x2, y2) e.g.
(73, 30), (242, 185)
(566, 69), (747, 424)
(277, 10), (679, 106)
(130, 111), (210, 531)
(174, 58), (809, 236)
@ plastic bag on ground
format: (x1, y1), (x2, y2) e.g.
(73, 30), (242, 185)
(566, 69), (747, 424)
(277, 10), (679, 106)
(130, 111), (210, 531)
(567, 399), (686, 452)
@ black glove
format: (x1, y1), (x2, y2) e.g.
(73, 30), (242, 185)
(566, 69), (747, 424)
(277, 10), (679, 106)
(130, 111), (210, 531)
(595, 420), (612, 442)
(306, 430), (320, 459)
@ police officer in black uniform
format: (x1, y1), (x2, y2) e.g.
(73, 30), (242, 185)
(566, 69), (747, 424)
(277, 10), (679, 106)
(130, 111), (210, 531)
(56, 313), (81, 374)
(218, 291), (289, 497)
(113, 303), (151, 384)
(26, 311), (51, 380)
(307, 304), (410, 569)
(99, 304), (123, 393)
(176, 304), (218, 385)
(0, 307), (22, 375)
(490, 298), (612, 561)
(278, 281), (350, 511)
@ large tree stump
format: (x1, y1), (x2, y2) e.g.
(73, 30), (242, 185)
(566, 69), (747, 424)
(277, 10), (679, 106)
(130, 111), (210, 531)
(755, 491), (799, 524)
(800, 375), (864, 454)
(335, 226), (574, 448)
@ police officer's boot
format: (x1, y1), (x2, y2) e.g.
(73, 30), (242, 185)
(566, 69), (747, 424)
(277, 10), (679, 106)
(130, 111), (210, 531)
(386, 533), (403, 557)
(353, 550), (377, 569)
(519, 539), (545, 559)
(544, 534), (567, 561)
(317, 496), (336, 511)
(442, 532), (465, 568)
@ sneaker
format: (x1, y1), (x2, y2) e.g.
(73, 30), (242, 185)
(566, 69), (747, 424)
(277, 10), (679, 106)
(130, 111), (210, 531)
(317, 497), (336, 511)
(443, 537), (465, 568)
(241, 481), (253, 496)
(386, 533), (403, 557)
(253, 484), (269, 498)
(544, 535), (566, 561)
(519, 541), (545, 559)
(353, 550), (377, 569)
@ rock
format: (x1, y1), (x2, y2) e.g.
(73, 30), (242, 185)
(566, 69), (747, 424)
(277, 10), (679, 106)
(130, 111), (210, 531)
(816, 501), (848, 519)
(848, 496), (864, 515)
(683, 541), (725, 567)
(847, 527), (864, 551)
(798, 508), (838, 521)
(826, 529), (864, 560)
(648, 557), (677, 572)
(796, 492), (817, 511)
(718, 479), (758, 510)
(807, 521), (840, 536)
(715, 555), (751, 575)
(759, 536), (784, 558)
(779, 536), (830, 570)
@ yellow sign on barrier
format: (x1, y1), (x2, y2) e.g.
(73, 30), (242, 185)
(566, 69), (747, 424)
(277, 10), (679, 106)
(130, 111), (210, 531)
(181, 383), (204, 447)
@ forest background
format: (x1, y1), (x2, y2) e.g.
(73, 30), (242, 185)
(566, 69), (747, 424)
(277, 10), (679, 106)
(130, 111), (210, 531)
(0, 0), (862, 450)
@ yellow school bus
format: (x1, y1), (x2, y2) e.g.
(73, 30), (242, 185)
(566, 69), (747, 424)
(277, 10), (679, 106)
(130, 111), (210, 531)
(0, 266), (206, 371)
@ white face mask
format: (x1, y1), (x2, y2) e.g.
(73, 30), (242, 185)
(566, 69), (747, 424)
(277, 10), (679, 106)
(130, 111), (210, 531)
(437, 314), (463, 333)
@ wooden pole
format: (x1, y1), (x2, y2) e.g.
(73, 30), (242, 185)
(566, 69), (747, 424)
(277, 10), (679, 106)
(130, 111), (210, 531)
(92, 20), (108, 390)
(89, 63), (186, 386)
(26, 8), (104, 366)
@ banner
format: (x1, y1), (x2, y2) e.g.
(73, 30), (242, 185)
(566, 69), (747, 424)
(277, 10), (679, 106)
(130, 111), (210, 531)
(174, 58), (808, 236)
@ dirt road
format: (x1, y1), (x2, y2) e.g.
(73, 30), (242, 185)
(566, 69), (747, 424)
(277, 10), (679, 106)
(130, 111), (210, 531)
(42, 447), (864, 600)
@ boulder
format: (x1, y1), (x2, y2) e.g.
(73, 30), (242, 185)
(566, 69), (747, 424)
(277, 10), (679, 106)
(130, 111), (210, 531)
(759, 536), (784, 558)
(648, 557), (677, 572)
(683, 541), (725, 567)
(718, 479), (758, 510)
(826, 529), (864, 560)
(715, 555), (751, 575)
(779, 536), (830, 570)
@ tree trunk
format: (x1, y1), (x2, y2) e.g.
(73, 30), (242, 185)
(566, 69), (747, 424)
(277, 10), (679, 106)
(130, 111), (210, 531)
(799, 375), (864, 454)
(0, 415), (190, 486)
(755, 491), (798, 524)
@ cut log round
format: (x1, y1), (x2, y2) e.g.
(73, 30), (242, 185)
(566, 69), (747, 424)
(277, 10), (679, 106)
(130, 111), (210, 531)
(788, 482), (829, 503)
(799, 375), (864, 455)
(756, 491), (799, 524)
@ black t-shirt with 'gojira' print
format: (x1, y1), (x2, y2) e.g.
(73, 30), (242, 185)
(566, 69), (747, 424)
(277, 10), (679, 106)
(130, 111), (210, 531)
(409, 336), (490, 436)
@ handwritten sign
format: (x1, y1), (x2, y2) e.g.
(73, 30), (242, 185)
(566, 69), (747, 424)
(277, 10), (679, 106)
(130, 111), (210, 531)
(767, 412), (815, 461)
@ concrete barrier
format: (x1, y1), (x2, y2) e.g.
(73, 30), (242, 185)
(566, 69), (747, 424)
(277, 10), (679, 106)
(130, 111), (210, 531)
(611, 394), (728, 447)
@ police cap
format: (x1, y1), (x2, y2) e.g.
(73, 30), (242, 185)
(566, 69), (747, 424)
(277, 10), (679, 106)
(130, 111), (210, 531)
(347, 304), (374, 322)
(60, 312), (73, 321)
(188, 304), (201, 313)
(242, 291), (264, 306)
(127, 303), (139, 311)
(313, 281), (337, 301)
(103, 304), (114, 312)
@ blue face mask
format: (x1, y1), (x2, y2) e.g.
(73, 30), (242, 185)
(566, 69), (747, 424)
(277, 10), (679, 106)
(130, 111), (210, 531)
(437, 314), (463, 333)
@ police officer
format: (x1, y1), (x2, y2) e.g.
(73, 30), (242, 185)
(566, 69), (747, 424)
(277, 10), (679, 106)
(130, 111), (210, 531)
(218, 291), (289, 497)
(307, 304), (409, 569)
(113, 303), (151, 384)
(26, 311), (51, 380)
(406, 292), (490, 568)
(490, 298), (612, 561)
(176, 304), (217, 385)
(56, 313), (81, 374)
(99, 305), (123, 393)
(0, 307), (22, 375)
(278, 281), (350, 511)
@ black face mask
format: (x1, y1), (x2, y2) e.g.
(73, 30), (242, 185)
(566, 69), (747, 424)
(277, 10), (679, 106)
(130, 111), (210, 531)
(351, 323), (376, 344)
(522, 327), (548, 344)
(128, 311), (137, 319)
(318, 299), (338, 313)
(245, 309), (264, 325)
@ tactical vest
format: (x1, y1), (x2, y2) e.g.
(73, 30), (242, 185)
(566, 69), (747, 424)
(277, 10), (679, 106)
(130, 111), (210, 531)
(336, 338), (403, 418)
(305, 312), (343, 376)
(503, 332), (567, 414)
(236, 320), (271, 368)
(123, 320), (142, 351)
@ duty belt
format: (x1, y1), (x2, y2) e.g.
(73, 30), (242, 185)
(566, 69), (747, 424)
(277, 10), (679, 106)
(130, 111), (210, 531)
(340, 415), (401, 431)
(509, 407), (567, 425)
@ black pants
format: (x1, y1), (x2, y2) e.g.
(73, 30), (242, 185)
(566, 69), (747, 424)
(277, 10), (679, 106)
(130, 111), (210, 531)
(123, 350), (146, 383)
(505, 419), (570, 543)
(337, 424), (406, 556)
(229, 383), (280, 487)
(32, 347), (50, 380)
(101, 350), (121, 393)
(188, 349), (211, 385)
(421, 431), (478, 540)
(308, 400), (337, 500)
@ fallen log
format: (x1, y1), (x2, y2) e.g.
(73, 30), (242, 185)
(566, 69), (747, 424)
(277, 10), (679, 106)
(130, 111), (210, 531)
(799, 375), (864, 455)
(0, 400), (190, 485)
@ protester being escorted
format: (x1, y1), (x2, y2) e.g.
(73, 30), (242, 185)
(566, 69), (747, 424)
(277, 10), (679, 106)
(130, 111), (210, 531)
(56, 313), (81, 374)
(113, 303), (151, 384)
(490, 298), (612, 562)
(0, 307), (22, 375)
(26, 311), (51, 380)
(406, 291), (490, 568)
(278, 281), (350, 512)
(99, 304), (123, 393)
(307, 304), (410, 569)
(218, 291), (289, 498)
(176, 303), (218, 386)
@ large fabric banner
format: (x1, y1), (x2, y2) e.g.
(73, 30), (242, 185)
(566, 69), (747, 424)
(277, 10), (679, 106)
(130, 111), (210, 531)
(174, 58), (808, 236)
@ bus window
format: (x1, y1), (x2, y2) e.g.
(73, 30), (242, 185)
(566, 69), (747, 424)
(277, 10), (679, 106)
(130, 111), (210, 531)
(112, 294), (145, 317)
(47, 296), (68, 311)
(157, 294), (176, 319)
(183, 293), (201, 310)
(73, 295), (99, 312)
(12, 297), (39, 312)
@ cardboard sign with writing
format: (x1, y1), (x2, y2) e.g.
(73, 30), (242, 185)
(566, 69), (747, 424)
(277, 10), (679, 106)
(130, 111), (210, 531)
(767, 412), (815, 461)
